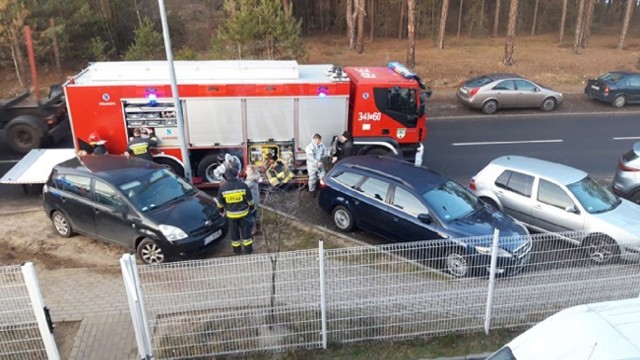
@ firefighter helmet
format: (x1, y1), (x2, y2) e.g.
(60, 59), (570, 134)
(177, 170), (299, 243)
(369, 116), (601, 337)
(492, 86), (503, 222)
(88, 132), (102, 145)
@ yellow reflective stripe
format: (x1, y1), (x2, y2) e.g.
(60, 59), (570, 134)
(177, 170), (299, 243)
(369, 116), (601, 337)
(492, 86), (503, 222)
(242, 239), (253, 246)
(231, 241), (241, 247)
(227, 210), (249, 218)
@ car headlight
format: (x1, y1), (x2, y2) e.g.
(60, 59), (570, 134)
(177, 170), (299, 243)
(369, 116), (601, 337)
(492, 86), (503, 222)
(475, 246), (512, 257)
(159, 224), (188, 241)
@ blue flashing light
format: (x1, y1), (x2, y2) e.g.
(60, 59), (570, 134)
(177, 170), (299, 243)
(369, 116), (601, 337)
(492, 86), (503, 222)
(146, 92), (158, 106)
(317, 86), (329, 97)
(387, 62), (415, 78)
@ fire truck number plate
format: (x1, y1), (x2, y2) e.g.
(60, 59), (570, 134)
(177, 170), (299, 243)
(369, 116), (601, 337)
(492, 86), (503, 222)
(357, 112), (381, 121)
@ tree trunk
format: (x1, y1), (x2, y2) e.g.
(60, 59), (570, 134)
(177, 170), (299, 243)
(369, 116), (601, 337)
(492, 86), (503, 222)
(346, 0), (357, 50)
(573, 0), (585, 54)
(531, 0), (538, 36)
(398, 0), (406, 39)
(437, 0), (450, 49)
(457, 0), (464, 39)
(49, 18), (61, 75)
(356, 0), (365, 53)
(480, 0), (485, 35)
(618, 0), (635, 49)
(369, 0), (374, 41)
(492, 0), (501, 37)
(407, 0), (416, 68)
(9, 27), (26, 88)
(502, 0), (518, 65)
(559, 0), (568, 44)
(581, 0), (595, 48)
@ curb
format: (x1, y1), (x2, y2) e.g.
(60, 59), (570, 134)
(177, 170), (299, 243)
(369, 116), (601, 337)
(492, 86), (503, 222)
(0, 207), (41, 216)
(425, 353), (493, 360)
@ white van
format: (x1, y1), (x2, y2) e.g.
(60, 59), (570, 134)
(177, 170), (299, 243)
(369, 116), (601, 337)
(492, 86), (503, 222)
(487, 298), (640, 360)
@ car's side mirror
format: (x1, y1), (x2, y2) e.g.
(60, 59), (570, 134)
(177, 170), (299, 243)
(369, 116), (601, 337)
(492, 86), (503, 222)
(565, 205), (578, 214)
(418, 213), (432, 224)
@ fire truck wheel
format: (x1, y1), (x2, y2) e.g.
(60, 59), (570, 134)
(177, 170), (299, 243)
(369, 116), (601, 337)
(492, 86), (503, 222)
(154, 157), (185, 178)
(6, 121), (43, 154)
(197, 153), (224, 183)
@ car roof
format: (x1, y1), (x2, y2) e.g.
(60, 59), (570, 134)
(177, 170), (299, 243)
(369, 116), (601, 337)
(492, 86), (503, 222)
(506, 298), (640, 359)
(489, 155), (587, 185)
(333, 155), (446, 192)
(54, 155), (162, 186)
(484, 73), (523, 81)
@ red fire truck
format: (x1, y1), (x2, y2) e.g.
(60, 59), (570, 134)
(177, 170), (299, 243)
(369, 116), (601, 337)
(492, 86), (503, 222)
(62, 60), (430, 185)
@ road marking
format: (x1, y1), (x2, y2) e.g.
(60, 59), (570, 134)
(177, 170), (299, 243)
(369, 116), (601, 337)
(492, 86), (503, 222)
(0, 160), (19, 164)
(452, 139), (563, 146)
(430, 110), (640, 121)
(613, 137), (640, 140)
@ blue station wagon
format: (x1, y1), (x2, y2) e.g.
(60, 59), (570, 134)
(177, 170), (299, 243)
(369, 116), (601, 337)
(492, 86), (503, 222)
(318, 156), (532, 277)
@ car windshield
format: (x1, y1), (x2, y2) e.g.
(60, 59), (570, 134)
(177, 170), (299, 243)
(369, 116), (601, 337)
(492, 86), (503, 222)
(567, 176), (620, 214)
(598, 72), (624, 83)
(422, 180), (483, 223)
(464, 76), (493, 87)
(119, 169), (195, 212)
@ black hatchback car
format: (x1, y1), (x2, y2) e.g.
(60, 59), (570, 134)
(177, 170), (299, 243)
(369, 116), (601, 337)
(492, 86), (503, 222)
(43, 155), (228, 264)
(584, 71), (640, 108)
(318, 156), (531, 277)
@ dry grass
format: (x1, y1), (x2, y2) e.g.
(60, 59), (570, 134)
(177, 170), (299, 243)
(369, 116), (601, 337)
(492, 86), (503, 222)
(3, 33), (639, 98)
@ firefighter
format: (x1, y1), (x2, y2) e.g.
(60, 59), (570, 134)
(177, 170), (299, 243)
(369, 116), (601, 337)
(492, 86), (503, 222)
(305, 133), (327, 197)
(212, 153), (242, 183)
(217, 165), (255, 255)
(244, 164), (262, 236)
(331, 130), (354, 164)
(126, 128), (157, 161)
(87, 132), (109, 155)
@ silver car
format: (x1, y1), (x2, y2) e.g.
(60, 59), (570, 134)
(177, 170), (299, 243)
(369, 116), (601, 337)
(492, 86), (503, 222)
(457, 73), (564, 114)
(470, 155), (640, 264)
(612, 141), (640, 203)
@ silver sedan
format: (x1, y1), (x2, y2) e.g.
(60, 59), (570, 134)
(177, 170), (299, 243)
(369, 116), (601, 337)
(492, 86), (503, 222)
(457, 73), (564, 114)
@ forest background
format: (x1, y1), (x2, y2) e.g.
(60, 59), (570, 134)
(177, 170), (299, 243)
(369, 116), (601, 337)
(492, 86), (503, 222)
(0, 0), (639, 98)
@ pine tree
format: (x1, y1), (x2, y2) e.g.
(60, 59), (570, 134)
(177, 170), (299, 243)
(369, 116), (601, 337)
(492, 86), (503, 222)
(124, 18), (164, 61)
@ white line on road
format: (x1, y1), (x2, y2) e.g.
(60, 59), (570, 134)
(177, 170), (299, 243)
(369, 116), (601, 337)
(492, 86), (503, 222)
(452, 139), (563, 146)
(613, 137), (640, 140)
(0, 160), (19, 164)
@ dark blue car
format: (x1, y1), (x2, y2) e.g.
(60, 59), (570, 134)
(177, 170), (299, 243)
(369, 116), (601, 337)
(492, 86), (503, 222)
(318, 156), (531, 277)
(585, 71), (640, 108)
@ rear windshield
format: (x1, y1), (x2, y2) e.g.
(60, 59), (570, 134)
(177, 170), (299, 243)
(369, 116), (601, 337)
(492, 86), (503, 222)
(597, 72), (624, 83)
(622, 149), (640, 163)
(464, 76), (493, 87)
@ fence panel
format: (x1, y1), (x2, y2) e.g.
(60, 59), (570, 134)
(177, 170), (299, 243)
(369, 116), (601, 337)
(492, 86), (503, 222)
(0, 264), (58, 360)
(135, 249), (322, 359)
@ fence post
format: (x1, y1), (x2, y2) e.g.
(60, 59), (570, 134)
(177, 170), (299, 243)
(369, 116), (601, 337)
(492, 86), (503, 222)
(21, 262), (60, 360)
(120, 254), (154, 360)
(484, 229), (500, 335)
(318, 239), (328, 349)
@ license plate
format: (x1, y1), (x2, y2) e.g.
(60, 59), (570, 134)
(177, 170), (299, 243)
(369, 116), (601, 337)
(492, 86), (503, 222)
(591, 85), (600, 90)
(204, 229), (222, 245)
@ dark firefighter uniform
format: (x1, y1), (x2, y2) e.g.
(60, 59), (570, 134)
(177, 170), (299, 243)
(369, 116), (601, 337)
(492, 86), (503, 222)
(127, 131), (158, 161)
(217, 166), (255, 254)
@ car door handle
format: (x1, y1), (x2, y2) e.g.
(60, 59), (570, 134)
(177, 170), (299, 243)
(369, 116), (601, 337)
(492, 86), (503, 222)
(353, 200), (359, 205)
(93, 208), (101, 214)
(533, 204), (542, 210)
(496, 190), (504, 196)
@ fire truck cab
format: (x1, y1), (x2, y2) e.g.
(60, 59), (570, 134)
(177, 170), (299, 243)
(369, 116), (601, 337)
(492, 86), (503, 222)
(63, 60), (428, 185)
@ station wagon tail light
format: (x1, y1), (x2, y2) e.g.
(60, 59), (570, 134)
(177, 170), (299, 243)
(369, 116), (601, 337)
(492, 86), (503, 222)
(469, 88), (479, 97)
(603, 86), (610, 95)
(618, 161), (640, 172)
(469, 177), (476, 191)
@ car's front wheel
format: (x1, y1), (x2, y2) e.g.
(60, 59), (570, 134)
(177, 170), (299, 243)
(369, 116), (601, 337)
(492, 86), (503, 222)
(332, 206), (354, 232)
(584, 235), (619, 265)
(481, 100), (498, 115)
(136, 238), (167, 264)
(444, 248), (471, 278)
(51, 211), (74, 237)
(612, 95), (627, 108)
(540, 97), (557, 112)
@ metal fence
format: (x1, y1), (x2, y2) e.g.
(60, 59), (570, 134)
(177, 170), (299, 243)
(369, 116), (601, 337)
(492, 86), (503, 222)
(0, 263), (59, 360)
(122, 231), (640, 359)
